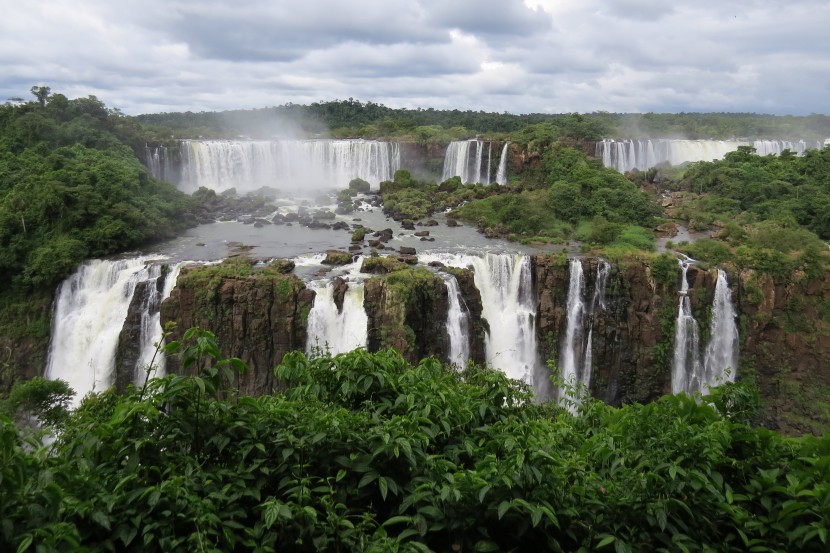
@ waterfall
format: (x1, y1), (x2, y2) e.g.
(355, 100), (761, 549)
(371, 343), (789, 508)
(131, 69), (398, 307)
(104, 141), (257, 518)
(559, 259), (586, 395)
(596, 138), (824, 172)
(179, 139), (400, 194)
(671, 261), (702, 395)
(305, 279), (368, 355)
(582, 260), (611, 388)
(46, 258), (179, 406)
(145, 144), (172, 182)
(442, 274), (470, 368)
(442, 140), (493, 184)
(496, 142), (510, 185)
(702, 269), (739, 386)
(418, 252), (537, 385)
(134, 263), (182, 385)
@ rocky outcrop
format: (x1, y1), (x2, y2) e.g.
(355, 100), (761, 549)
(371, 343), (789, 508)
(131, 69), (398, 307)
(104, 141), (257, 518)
(736, 268), (830, 434)
(160, 260), (314, 396)
(364, 267), (449, 364)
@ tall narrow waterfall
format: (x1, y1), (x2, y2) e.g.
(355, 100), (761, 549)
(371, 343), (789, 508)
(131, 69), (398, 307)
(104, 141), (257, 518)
(703, 269), (739, 386)
(179, 139), (400, 194)
(671, 261), (702, 395)
(582, 260), (611, 389)
(46, 258), (179, 406)
(418, 253), (538, 385)
(306, 279), (368, 355)
(133, 263), (183, 386)
(559, 259), (586, 394)
(442, 140), (495, 184)
(496, 142), (510, 185)
(442, 274), (470, 368)
(597, 138), (823, 173)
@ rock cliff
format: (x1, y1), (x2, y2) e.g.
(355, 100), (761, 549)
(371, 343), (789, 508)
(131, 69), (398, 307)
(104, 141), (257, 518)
(160, 259), (314, 396)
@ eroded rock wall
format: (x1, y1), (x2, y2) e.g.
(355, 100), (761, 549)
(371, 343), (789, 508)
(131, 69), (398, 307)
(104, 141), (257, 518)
(160, 263), (314, 396)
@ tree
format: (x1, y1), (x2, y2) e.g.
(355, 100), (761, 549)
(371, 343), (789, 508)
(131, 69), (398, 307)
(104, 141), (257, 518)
(29, 86), (50, 107)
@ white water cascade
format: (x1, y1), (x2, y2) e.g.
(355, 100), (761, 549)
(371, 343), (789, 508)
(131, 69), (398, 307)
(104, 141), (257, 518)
(145, 144), (173, 182)
(46, 258), (180, 406)
(442, 140), (496, 184)
(442, 274), (471, 368)
(702, 269), (739, 386)
(671, 261), (703, 395)
(582, 260), (611, 389)
(559, 259), (586, 395)
(305, 278), (369, 355)
(418, 252), (538, 385)
(496, 142), (510, 185)
(597, 138), (824, 173)
(179, 139), (400, 194)
(134, 263), (183, 386)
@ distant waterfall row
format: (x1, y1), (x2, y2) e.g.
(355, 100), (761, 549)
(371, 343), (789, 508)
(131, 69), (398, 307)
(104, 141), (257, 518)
(597, 138), (825, 172)
(672, 262), (739, 395)
(442, 140), (510, 185)
(146, 139), (400, 194)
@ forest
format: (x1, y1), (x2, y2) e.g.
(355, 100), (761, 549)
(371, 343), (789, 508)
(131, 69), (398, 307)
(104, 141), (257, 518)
(136, 98), (830, 143)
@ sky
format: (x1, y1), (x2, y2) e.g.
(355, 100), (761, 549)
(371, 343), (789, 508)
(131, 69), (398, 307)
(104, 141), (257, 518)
(1, 0), (829, 116)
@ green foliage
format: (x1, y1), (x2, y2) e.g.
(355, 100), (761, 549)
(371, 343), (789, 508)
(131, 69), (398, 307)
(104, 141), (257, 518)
(0, 90), (195, 293)
(348, 177), (371, 193)
(1, 338), (828, 552)
(650, 253), (679, 287)
(0, 377), (74, 428)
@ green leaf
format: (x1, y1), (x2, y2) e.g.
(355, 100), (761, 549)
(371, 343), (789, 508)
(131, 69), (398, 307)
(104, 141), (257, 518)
(379, 477), (389, 500)
(382, 516), (412, 527)
(497, 501), (510, 520)
(531, 508), (542, 527)
(474, 540), (499, 552)
(596, 535), (615, 549)
(16, 535), (33, 553)
(91, 511), (111, 530)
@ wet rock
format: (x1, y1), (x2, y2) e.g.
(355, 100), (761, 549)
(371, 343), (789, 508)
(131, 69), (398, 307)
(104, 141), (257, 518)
(322, 250), (353, 265)
(332, 277), (348, 313)
(399, 246), (417, 256)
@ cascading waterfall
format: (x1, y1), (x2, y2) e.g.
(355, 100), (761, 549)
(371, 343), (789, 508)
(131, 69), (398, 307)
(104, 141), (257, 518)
(597, 138), (823, 172)
(145, 144), (172, 182)
(134, 263), (183, 386)
(559, 258), (586, 395)
(582, 260), (611, 389)
(418, 252), (537, 385)
(305, 278), (368, 355)
(671, 260), (702, 395)
(441, 274), (470, 368)
(496, 142), (510, 185)
(702, 269), (739, 387)
(442, 140), (496, 184)
(179, 139), (400, 194)
(46, 258), (179, 406)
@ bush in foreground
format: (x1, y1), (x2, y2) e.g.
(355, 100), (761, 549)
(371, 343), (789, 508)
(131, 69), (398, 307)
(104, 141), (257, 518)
(1, 336), (828, 552)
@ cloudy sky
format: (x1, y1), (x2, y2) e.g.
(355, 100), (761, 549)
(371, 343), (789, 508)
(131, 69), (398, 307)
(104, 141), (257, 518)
(1, 0), (828, 116)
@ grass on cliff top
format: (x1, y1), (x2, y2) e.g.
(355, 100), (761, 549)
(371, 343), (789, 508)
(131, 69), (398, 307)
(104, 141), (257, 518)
(178, 256), (297, 291)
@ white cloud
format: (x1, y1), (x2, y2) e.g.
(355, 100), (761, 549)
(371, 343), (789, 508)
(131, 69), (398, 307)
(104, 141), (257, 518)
(0, 0), (827, 116)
